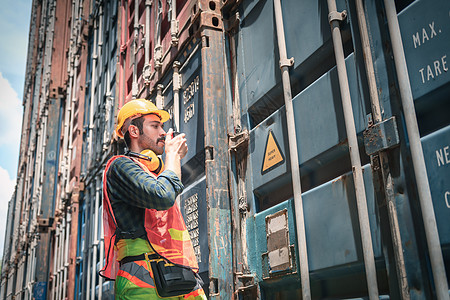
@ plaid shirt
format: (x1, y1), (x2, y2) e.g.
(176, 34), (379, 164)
(105, 156), (184, 237)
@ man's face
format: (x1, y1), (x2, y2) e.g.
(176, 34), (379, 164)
(137, 114), (166, 155)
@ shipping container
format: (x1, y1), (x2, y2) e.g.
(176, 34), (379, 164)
(1, 0), (449, 299)
(223, 0), (450, 298)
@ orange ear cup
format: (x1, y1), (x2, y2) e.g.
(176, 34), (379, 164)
(139, 149), (164, 175)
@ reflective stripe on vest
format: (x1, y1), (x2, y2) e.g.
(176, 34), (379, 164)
(100, 155), (199, 281)
(117, 261), (155, 288)
(183, 287), (206, 299)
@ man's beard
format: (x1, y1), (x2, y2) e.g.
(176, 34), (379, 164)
(152, 139), (164, 155)
(139, 135), (164, 155)
(154, 137), (165, 155)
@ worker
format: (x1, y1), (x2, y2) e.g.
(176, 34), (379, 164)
(100, 99), (206, 299)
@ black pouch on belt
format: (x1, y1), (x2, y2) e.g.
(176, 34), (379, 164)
(150, 258), (197, 297)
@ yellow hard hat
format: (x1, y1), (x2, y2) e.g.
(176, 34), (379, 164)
(115, 99), (170, 138)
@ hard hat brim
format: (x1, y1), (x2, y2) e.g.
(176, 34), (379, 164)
(150, 109), (170, 124)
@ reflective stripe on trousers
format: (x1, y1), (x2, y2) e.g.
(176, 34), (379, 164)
(115, 261), (207, 300)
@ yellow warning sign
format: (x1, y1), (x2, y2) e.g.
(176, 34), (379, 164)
(261, 130), (285, 174)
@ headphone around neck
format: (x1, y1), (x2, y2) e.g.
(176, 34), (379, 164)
(127, 149), (164, 175)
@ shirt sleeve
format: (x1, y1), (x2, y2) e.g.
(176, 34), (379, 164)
(107, 156), (184, 210)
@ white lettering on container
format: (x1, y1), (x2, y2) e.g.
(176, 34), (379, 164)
(411, 19), (448, 85)
(412, 21), (440, 48)
(183, 75), (200, 105)
(436, 146), (450, 167)
(182, 75), (200, 123)
(184, 102), (195, 123)
(419, 55), (448, 83)
(184, 193), (201, 262)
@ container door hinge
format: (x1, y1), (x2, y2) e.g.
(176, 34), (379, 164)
(364, 116), (400, 156)
(235, 273), (256, 293)
(229, 130), (249, 152)
(154, 44), (162, 70)
(156, 84), (164, 109)
(143, 64), (152, 84)
(37, 217), (54, 233)
(171, 19), (179, 46)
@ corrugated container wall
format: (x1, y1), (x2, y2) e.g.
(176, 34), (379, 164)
(77, 1), (118, 298)
(1, 0), (449, 299)
(0, 0), (89, 299)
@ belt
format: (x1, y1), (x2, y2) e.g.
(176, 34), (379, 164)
(119, 252), (159, 267)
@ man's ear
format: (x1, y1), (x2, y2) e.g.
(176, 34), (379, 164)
(128, 124), (139, 138)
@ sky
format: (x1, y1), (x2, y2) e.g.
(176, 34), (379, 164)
(0, 0), (32, 258)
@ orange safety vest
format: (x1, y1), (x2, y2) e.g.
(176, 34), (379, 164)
(99, 155), (199, 280)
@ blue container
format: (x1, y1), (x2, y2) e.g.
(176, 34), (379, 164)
(249, 165), (384, 297)
(179, 43), (204, 167)
(422, 125), (450, 248)
(398, 0), (450, 103)
(236, 0), (350, 125)
(232, 0), (449, 298)
(251, 54), (366, 200)
(179, 176), (209, 294)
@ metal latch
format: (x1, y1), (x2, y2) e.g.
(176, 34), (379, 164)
(364, 116), (400, 156)
(279, 57), (294, 69)
(328, 10), (347, 24)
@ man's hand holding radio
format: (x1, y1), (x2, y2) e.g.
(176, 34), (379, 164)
(164, 128), (188, 179)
